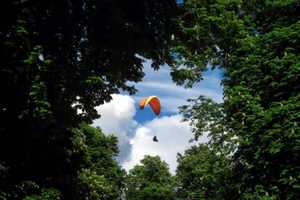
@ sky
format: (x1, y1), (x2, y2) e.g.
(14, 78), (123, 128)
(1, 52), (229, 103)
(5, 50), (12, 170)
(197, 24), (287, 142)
(92, 59), (223, 174)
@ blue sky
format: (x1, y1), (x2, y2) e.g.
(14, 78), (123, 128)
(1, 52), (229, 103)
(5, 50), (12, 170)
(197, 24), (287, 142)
(131, 59), (223, 123)
(93, 59), (223, 173)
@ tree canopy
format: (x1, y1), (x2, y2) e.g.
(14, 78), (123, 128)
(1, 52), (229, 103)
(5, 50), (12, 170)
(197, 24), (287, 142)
(125, 155), (176, 200)
(173, 0), (300, 199)
(1, 0), (299, 199)
(0, 0), (177, 199)
(176, 144), (233, 200)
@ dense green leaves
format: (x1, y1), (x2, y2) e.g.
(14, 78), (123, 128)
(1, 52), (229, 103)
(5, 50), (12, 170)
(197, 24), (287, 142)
(0, 181), (61, 200)
(76, 169), (113, 200)
(1, 0), (300, 199)
(173, 0), (300, 199)
(176, 144), (233, 200)
(177, 96), (237, 200)
(72, 123), (125, 200)
(0, 0), (177, 199)
(126, 156), (176, 200)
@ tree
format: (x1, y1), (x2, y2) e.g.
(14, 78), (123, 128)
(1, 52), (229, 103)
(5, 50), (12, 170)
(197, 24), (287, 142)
(0, 0), (177, 198)
(176, 144), (233, 200)
(172, 0), (300, 199)
(176, 96), (236, 200)
(125, 155), (176, 200)
(71, 123), (125, 200)
(0, 181), (61, 200)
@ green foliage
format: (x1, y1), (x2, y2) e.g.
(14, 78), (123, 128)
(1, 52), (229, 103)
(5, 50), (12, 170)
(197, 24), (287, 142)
(173, 0), (300, 199)
(72, 123), (125, 200)
(0, 0), (177, 199)
(177, 97), (236, 200)
(126, 156), (176, 200)
(29, 75), (52, 120)
(76, 169), (113, 200)
(180, 96), (237, 152)
(0, 180), (61, 200)
(176, 144), (233, 200)
(2, 0), (300, 199)
(23, 188), (61, 200)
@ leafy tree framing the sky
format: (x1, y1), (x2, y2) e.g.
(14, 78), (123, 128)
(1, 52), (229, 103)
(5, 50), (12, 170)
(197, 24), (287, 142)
(173, 0), (300, 199)
(0, 0), (177, 199)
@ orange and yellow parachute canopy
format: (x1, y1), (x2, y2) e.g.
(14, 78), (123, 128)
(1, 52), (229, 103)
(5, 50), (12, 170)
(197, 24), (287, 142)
(139, 96), (161, 115)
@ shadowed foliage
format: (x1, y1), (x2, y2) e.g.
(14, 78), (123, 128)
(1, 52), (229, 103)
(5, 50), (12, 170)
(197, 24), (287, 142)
(0, 0), (177, 199)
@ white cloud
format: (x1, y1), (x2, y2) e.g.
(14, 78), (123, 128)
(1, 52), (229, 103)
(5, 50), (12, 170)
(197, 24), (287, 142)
(93, 58), (223, 172)
(92, 93), (210, 174)
(93, 94), (136, 136)
(92, 94), (138, 162)
(122, 115), (208, 174)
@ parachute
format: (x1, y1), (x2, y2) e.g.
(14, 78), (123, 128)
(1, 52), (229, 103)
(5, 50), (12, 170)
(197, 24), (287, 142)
(139, 96), (161, 142)
(139, 96), (161, 115)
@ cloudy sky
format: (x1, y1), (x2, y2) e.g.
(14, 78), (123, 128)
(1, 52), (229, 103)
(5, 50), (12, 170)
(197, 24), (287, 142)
(92, 59), (223, 174)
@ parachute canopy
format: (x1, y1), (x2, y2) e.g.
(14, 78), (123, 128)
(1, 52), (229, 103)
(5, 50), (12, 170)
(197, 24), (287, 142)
(139, 96), (161, 115)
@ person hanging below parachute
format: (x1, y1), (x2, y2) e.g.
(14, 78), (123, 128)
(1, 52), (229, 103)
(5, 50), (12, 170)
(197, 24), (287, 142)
(139, 96), (160, 142)
(153, 136), (158, 142)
